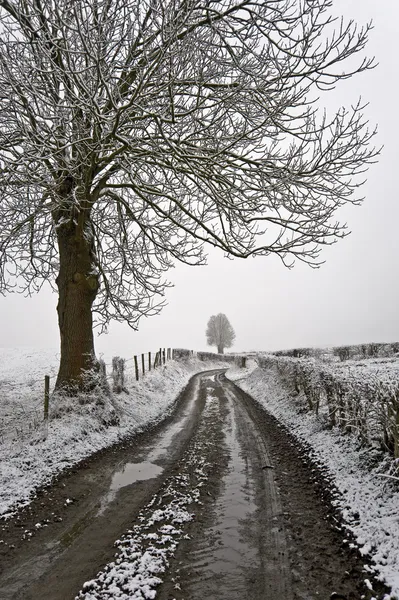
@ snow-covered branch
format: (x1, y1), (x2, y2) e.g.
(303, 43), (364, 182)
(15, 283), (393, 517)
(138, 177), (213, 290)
(0, 0), (378, 332)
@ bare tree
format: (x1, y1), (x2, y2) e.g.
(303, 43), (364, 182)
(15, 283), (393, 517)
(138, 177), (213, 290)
(206, 314), (235, 354)
(0, 0), (378, 391)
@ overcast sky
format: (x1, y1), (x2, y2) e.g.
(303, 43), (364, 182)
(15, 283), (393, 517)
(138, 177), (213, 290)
(0, 0), (397, 359)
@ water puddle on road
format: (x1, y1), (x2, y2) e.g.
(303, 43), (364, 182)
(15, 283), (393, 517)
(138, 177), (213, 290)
(97, 376), (205, 515)
(145, 376), (203, 462)
(146, 420), (186, 462)
(97, 461), (163, 515)
(182, 396), (260, 600)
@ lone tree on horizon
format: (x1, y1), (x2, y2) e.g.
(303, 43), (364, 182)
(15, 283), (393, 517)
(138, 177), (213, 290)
(206, 314), (235, 354)
(0, 0), (378, 392)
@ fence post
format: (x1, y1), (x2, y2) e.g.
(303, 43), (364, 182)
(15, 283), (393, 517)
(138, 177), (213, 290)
(148, 351), (151, 372)
(134, 355), (139, 381)
(44, 375), (50, 420)
(141, 353), (145, 377)
(159, 348), (162, 366)
(162, 348), (166, 364)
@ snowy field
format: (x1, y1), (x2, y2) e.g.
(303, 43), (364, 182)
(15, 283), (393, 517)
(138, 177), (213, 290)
(235, 362), (399, 600)
(0, 347), (229, 519)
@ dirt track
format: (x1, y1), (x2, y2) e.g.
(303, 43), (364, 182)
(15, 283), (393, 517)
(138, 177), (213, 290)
(0, 370), (389, 599)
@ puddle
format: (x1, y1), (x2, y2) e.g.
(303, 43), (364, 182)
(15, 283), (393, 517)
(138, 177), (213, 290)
(183, 396), (260, 599)
(146, 421), (186, 462)
(0, 371), (223, 600)
(146, 376), (201, 462)
(96, 376), (208, 516)
(98, 461), (163, 515)
(110, 461), (163, 489)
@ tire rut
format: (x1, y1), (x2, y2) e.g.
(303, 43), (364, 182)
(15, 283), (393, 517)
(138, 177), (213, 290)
(158, 372), (292, 600)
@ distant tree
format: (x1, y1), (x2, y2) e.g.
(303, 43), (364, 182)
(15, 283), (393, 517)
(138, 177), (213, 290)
(206, 314), (235, 354)
(0, 0), (378, 391)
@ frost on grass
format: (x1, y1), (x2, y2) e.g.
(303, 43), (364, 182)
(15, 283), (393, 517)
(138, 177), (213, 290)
(234, 363), (399, 599)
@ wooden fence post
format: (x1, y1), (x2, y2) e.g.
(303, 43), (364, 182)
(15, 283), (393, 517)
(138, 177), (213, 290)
(141, 353), (145, 377)
(44, 375), (50, 420)
(162, 348), (166, 364)
(134, 355), (139, 381)
(148, 351), (151, 371)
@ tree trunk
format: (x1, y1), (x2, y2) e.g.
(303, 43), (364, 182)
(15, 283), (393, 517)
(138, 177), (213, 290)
(55, 217), (99, 391)
(217, 345), (224, 354)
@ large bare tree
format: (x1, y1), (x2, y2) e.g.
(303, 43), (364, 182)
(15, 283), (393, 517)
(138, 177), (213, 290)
(206, 313), (235, 354)
(0, 0), (378, 391)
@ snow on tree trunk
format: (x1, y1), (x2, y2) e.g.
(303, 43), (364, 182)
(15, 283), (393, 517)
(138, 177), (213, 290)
(55, 216), (99, 391)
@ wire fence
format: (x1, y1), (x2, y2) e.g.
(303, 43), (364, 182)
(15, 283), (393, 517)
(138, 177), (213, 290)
(0, 393), (47, 445)
(0, 348), (246, 446)
(0, 347), (176, 445)
(0, 363), (58, 444)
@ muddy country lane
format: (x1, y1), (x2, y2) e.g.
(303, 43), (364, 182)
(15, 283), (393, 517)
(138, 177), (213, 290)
(0, 370), (380, 599)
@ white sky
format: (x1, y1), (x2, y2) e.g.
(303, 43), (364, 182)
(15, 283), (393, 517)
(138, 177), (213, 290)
(0, 0), (397, 359)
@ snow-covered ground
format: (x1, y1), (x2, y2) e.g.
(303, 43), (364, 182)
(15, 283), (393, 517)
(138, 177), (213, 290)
(0, 347), (229, 519)
(233, 363), (399, 600)
(1, 348), (398, 598)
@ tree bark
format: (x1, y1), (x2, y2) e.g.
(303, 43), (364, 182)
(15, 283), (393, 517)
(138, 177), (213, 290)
(217, 345), (224, 354)
(55, 216), (99, 391)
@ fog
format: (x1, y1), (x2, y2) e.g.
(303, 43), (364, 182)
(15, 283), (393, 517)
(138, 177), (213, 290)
(0, 0), (397, 359)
